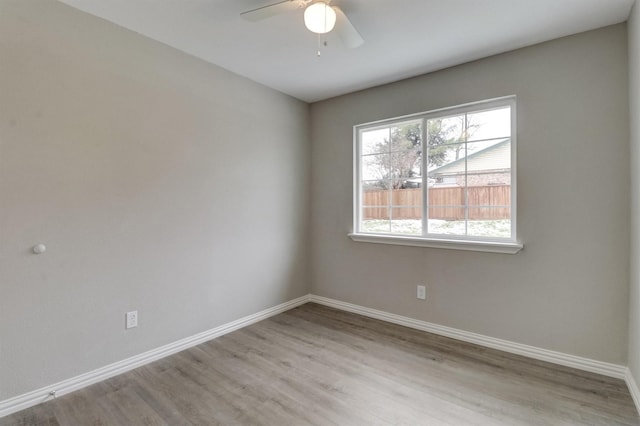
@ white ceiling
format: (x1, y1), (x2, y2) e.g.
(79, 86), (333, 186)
(57, 0), (635, 103)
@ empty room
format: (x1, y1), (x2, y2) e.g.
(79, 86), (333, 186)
(2, 0), (640, 424)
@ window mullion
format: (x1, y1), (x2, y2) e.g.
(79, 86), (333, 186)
(387, 126), (392, 233)
(422, 117), (428, 237)
(464, 113), (469, 236)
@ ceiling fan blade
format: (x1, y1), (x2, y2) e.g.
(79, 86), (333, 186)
(241, 0), (299, 22)
(333, 6), (364, 48)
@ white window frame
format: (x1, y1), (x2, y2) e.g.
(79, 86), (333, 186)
(349, 96), (523, 254)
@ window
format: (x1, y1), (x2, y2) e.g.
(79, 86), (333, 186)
(351, 97), (521, 253)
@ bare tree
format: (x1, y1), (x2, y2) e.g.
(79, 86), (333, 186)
(369, 123), (421, 189)
(365, 115), (479, 190)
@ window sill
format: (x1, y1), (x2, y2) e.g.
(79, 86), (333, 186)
(348, 233), (523, 254)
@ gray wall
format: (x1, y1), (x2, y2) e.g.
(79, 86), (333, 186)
(0, 0), (633, 405)
(310, 25), (630, 364)
(0, 0), (309, 399)
(629, 2), (640, 385)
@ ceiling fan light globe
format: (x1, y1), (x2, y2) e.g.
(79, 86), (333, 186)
(304, 2), (336, 34)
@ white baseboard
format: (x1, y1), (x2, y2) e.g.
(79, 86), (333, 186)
(0, 294), (311, 418)
(625, 368), (640, 415)
(309, 295), (628, 380)
(3, 293), (638, 419)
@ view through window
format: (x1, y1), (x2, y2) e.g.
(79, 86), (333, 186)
(355, 97), (516, 243)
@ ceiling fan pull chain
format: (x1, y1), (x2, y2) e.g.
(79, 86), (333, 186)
(316, 34), (330, 57)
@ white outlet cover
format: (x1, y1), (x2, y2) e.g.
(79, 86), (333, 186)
(417, 285), (426, 300)
(126, 311), (138, 329)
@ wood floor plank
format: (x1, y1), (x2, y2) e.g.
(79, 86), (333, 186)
(198, 333), (387, 425)
(51, 393), (110, 426)
(1, 303), (638, 425)
(253, 311), (553, 425)
(283, 305), (638, 425)
(231, 325), (476, 426)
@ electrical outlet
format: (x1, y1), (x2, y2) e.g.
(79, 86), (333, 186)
(125, 311), (138, 329)
(417, 285), (426, 300)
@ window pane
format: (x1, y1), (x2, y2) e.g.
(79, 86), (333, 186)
(361, 128), (390, 155)
(427, 208), (466, 236)
(362, 206), (389, 220)
(466, 107), (511, 142)
(390, 209), (422, 235)
(428, 205), (465, 221)
(389, 150), (421, 189)
(466, 182), (511, 207)
(467, 208), (511, 238)
(468, 206), (510, 221)
(428, 143), (466, 184)
(383, 121), (422, 191)
(362, 154), (389, 181)
(427, 116), (460, 188)
(362, 181), (389, 207)
(427, 114), (464, 148)
(465, 138), (511, 209)
(391, 187), (422, 207)
(427, 142), (465, 172)
(429, 185), (464, 208)
(465, 139), (511, 168)
(360, 206), (390, 233)
(389, 121), (422, 153)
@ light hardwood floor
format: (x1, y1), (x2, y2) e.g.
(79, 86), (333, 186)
(1, 303), (638, 425)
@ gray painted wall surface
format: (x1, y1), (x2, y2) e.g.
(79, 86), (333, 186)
(0, 0), (309, 399)
(0, 0), (633, 406)
(310, 25), (630, 364)
(629, 3), (640, 386)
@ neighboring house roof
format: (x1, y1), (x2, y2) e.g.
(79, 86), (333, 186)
(429, 138), (511, 176)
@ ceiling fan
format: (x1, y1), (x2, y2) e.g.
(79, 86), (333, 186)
(240, 0), (364, 49)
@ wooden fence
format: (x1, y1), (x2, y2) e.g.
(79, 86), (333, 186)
(363, 185), (510, 220)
